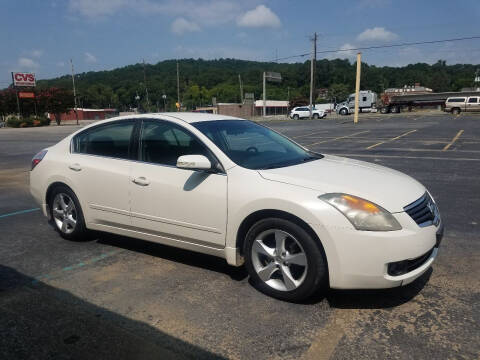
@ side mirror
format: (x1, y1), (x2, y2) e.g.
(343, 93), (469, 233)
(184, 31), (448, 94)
(176, 154), (212, 171)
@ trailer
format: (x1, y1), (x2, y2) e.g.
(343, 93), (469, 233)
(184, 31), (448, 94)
(380, 91), (480, 113)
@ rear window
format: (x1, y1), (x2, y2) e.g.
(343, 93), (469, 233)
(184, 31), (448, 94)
(72, 120), (135, 159)
(447, 98), (466, 103)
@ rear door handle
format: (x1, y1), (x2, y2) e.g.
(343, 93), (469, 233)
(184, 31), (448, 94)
(132, 176), (150, 186)
(68, 163), (82, 172)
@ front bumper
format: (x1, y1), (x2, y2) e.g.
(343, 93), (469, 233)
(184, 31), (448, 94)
(311, 212), (443, 289)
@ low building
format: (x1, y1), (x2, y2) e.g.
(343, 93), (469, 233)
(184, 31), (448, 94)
(217, 103), (254, 118)
(254, 100), (289, 116)
(48, 108), (118, 122)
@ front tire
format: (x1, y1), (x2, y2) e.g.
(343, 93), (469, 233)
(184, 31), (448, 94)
(244, 218), (328, 302)
(313, 113), (319, 119)
(49, 185), (89, 241)
(339, 108), (348, 115)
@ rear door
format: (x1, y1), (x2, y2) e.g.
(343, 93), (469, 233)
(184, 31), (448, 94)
(299, 107), (310, 118)
(69, 119), (136, 227)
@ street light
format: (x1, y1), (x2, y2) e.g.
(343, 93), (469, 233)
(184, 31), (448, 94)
(135, 93), (140, 113)
(162, 94), (167, 112)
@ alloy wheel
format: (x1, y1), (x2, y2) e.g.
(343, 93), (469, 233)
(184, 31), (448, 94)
(251, 229), (308, 291)
(52, 193), (77, 234)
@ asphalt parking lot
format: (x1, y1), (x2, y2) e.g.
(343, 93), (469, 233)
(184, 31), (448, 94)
(0, 112), (479, 359)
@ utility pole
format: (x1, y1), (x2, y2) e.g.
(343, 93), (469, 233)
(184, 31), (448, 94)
(263, 72), (266, 117)
(11, 72), (21, 118)
(142, 59), (150, 111)
(70, 59), (79, 125)
(354, 52), (362, 124)
(238, 74), (243, 103)
(176, 60), (180, 111)
(309, 32), (317, 119)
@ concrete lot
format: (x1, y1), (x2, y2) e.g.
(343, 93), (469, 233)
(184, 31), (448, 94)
(0, 112), (479, 359)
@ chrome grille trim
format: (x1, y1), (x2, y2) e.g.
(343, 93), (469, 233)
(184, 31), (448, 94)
(404, 192), (440, 228)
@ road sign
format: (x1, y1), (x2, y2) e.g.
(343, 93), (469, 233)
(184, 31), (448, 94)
(12, 72), (36, 87)
(18, 92), (35, 99)
(265, 72), (282, 82)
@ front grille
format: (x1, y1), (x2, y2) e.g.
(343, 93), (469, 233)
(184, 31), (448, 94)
(387, 247), (435, 276)
(404, 192), (440, 227)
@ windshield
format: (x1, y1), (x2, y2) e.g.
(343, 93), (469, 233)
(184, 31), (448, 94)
(193, 120), (322, 170)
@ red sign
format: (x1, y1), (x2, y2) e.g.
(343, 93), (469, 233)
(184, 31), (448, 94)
(18, 92), (35, 99)
(12, 72), (36, 87)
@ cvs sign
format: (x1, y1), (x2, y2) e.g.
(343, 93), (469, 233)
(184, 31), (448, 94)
(12, 72), (36, 87)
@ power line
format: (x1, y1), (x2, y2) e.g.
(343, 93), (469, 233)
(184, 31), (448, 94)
(272, 35), (480, 62)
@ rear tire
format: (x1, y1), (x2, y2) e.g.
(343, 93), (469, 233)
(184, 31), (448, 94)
(49, 185), (89, 241)
(452, 108), (461, 115)
(391, 106), (399, 113)
(244, 218), (328, 302)
(380, 107), (389, 114)
(293, 114), (299, 120)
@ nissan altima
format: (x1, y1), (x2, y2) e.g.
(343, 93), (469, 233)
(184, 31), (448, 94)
(30, 113), (443, 301)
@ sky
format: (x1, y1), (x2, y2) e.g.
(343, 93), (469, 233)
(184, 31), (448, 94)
(1, 0), (480, 86)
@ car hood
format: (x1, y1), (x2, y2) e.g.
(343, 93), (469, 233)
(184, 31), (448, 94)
(257, 154), (425, 213)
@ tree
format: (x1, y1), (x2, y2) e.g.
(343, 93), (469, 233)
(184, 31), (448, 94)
(37, 88), (74, 125)
(28, 58), (480, 111)
(328, 83), (351, 103)
(0, 88), (18, 117)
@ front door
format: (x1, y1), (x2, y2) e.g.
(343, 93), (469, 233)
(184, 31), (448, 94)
(466, 97), (480, 112)
(130, 119), (227, 247)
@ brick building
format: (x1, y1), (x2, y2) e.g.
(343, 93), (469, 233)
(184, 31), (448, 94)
(48, 108), (118, 122)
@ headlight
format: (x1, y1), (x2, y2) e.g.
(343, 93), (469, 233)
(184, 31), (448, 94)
(319, 193), (402, 231)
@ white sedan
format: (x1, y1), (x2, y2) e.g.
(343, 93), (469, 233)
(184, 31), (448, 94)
(30, 113), (443, 301)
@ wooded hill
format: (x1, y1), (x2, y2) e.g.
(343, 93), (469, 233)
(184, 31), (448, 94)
(36, 58), (480, 111)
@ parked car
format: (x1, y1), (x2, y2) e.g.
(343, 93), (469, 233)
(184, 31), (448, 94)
(30, 113), (443, 302)
(289, 106), (326, 120)
(445, 96), (480, 114)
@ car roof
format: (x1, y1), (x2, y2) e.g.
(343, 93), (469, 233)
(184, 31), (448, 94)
(68, 112), (246, 138)
(148, 112), (243, 123)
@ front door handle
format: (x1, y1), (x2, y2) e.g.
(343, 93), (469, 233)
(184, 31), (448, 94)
(68, 163), (82, 172)
(132, 176), (150, 186)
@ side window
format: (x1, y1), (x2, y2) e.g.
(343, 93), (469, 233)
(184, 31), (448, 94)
(468, 97), (478, 103)
(140, 120), (210, 166)
(362, 96), (367, 101)
(73, 121), (135, 159)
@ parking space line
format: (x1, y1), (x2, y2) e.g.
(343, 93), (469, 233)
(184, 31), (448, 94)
(366, 129), (417, 150)
(308, 131), (370, 146)
(443, 130), (464, 151)
(0, 208), (40, 219)
(292, 130), (328, 139)
(331, 153), (480, 161)
(31, 249), (123, 285)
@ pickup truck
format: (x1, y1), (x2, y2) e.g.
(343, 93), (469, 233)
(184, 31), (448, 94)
(289, 106), (326, 120)
(445, 96), (480, 114)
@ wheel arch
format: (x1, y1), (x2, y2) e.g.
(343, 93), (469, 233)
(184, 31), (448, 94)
(45, 181), (75, 206)
(236, 209), (329, 269)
